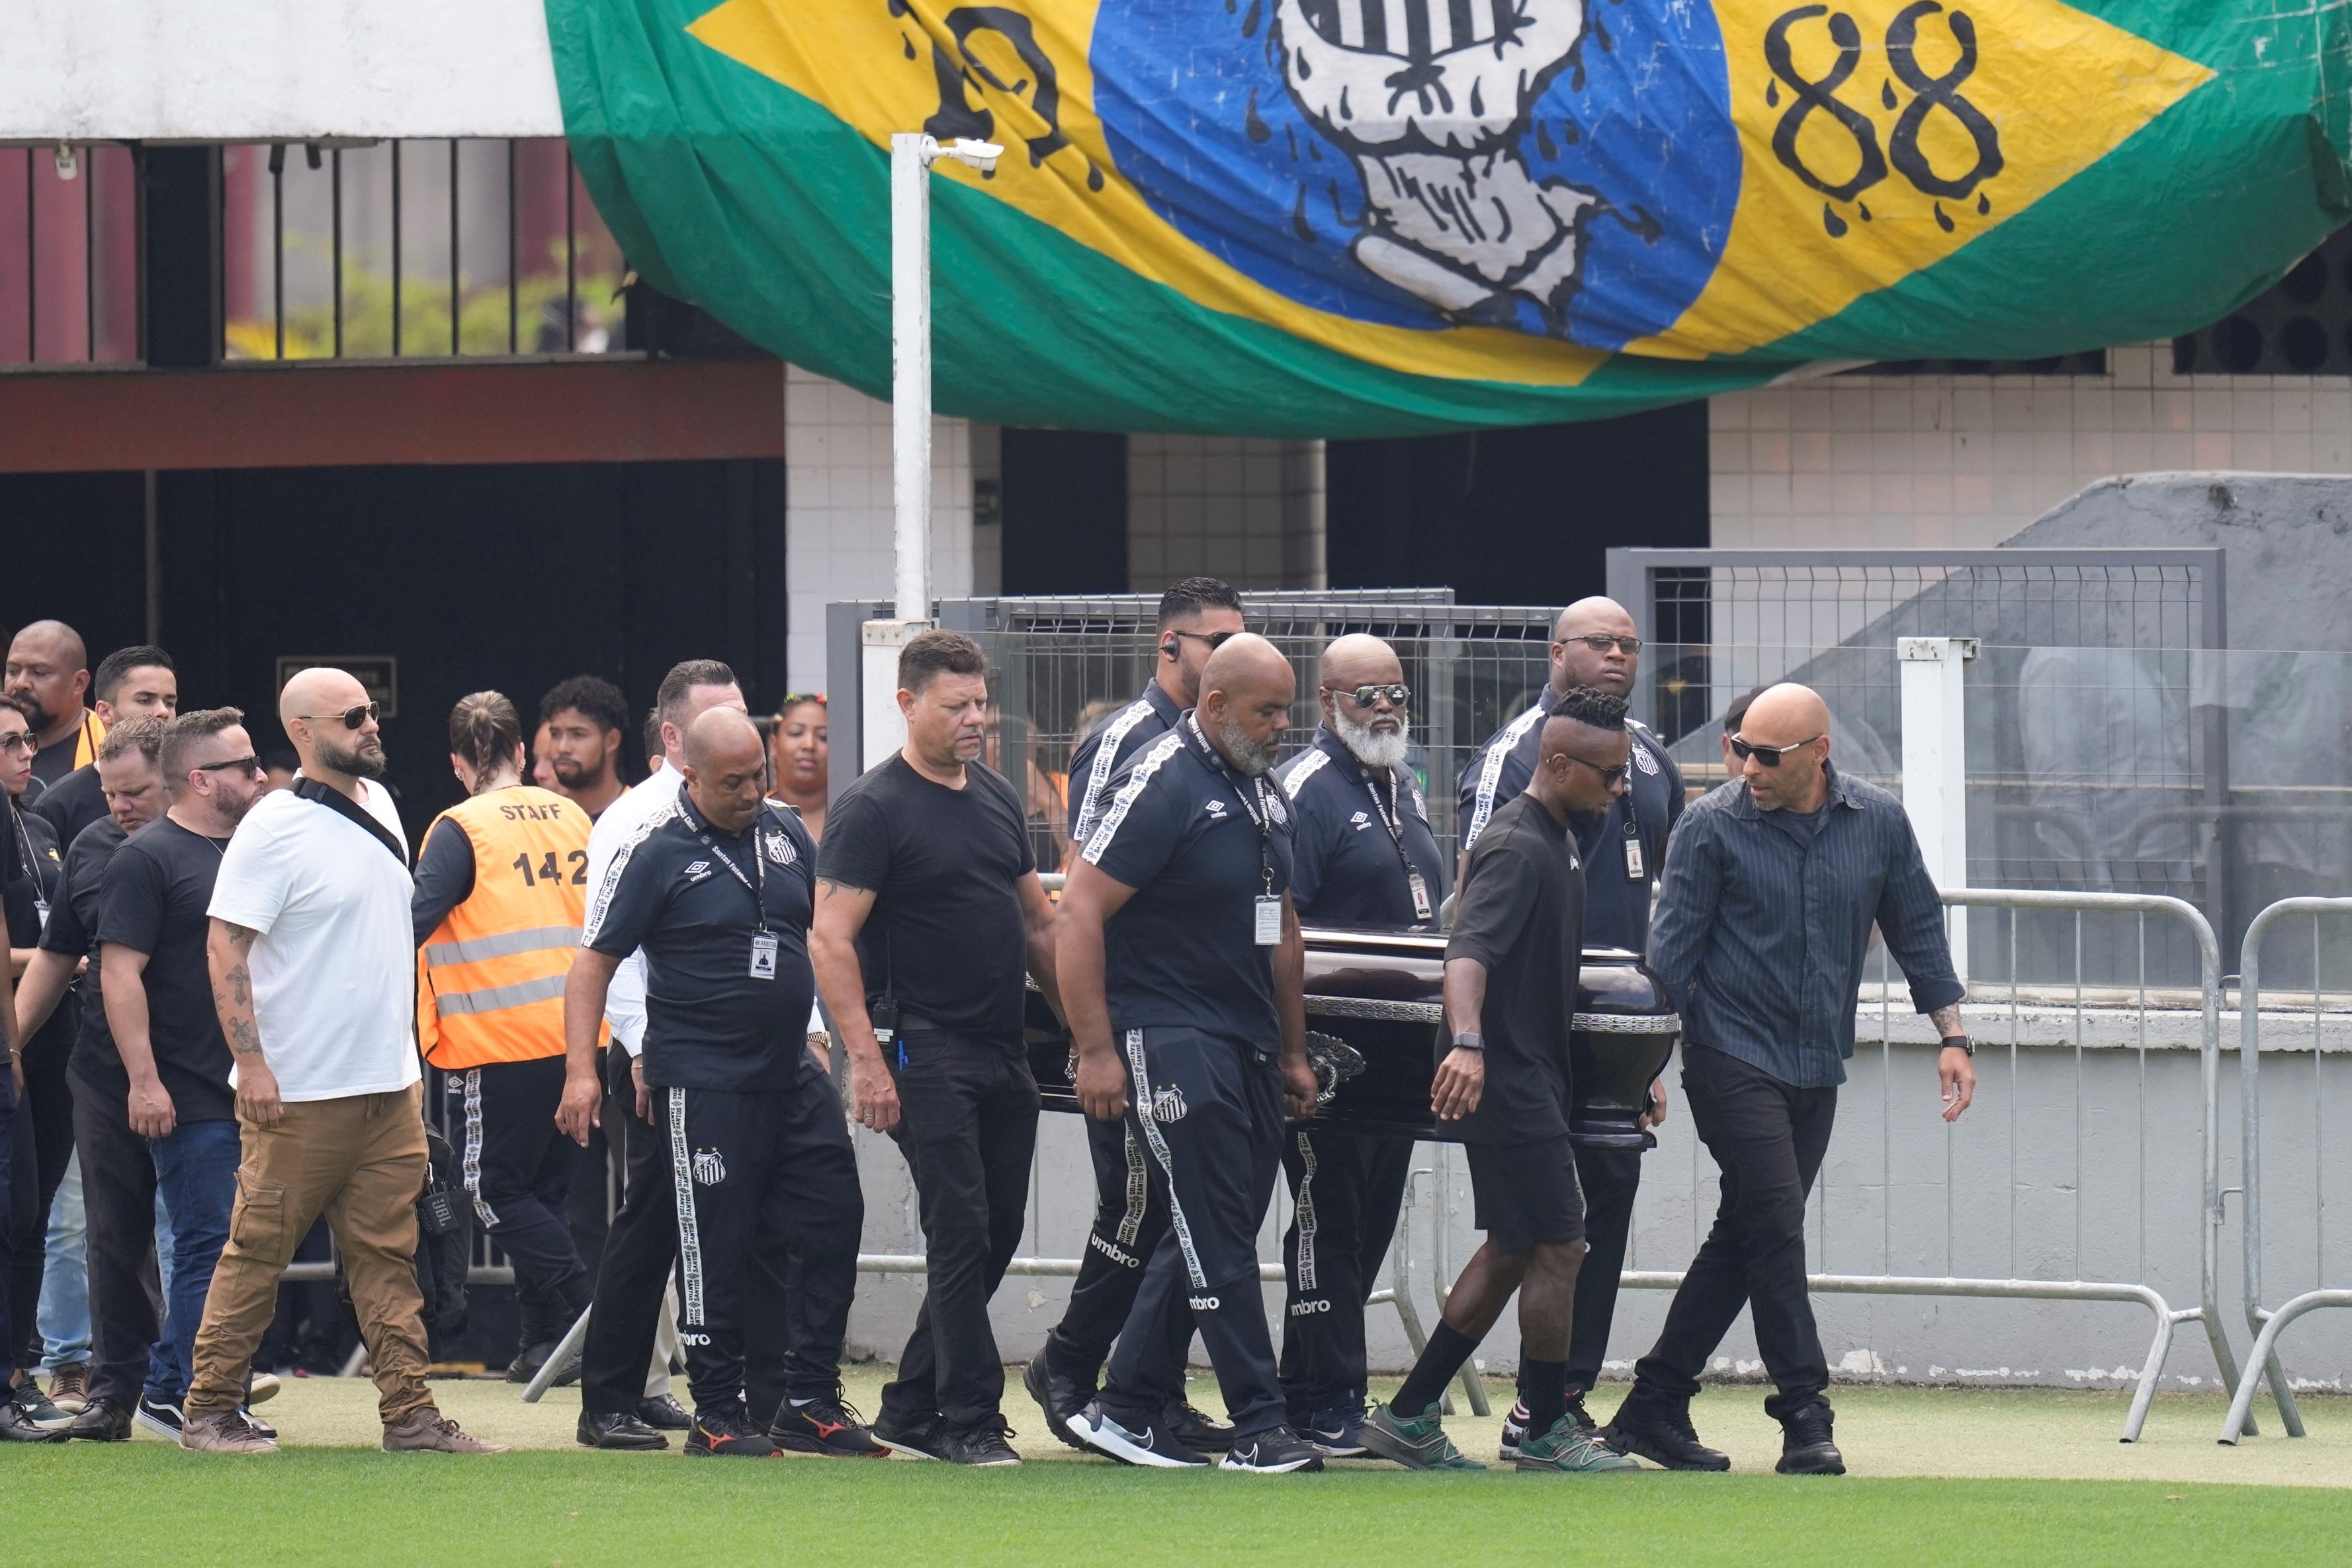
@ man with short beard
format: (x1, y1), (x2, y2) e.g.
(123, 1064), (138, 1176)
(1268, 634), (1448, 1456)
(4, 623), (103, 792)
(538, 676), (631, 822)
(186, 667), (502, 1454)
(1060, 635), (1325, 1473)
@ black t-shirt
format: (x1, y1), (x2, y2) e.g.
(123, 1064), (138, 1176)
(1082, 715), (1296, 1050)
(1444, 792), (1586, 1145)
(1766, 803), (1831, 848)
(1275, 726), (1448, 930)
(91, 817), (236, 1122)
(585, 787), (818, 1092)
(30, 728), (83, 789)
(28, 763), (106, 850)
(4, 798), (75, 1066)
(44, 816), (128, 1068)
(819, 755), (1037, 1049)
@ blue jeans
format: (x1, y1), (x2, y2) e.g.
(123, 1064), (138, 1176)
(38, 1154), (89, 1370)
(145, 1121), (236, 1402)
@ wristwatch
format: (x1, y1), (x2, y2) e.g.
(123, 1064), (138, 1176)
(1450, 1032), (1485, 1053)
(1940, 1035), (1974, 1057)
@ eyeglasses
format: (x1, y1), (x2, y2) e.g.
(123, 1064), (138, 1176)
(0, 732), (32, 755)
(1328, 683), (1411, 709)
(1168, 629), (1238, 651)
(298, 703), (379, 730)
(1556, 754), (1630, 787)
(192, 756), (263, 777)
(1565, 634), (1643, 656)
(1729, 734), (1823, 768)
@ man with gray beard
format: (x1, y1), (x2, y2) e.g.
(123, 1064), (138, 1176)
(1268, 634), (1448, 1454)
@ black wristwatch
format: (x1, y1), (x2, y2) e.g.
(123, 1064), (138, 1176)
(1450, 1032), (1485, 1053)
(1940, 1035), (1974, 1057)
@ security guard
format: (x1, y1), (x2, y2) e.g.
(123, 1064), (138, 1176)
(411, 692), (599, 1383)
(1458, 596), (1683, 1456)
(1026, 576), (1243, 1453)
(1272, 634), (1447, 1457)
(1060, 635), (1323, 1474)
(568, 706), (867, 1459)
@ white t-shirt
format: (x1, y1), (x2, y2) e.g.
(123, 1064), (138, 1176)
(582, 762), (679, 1055)
(208, 779), (420, 1104)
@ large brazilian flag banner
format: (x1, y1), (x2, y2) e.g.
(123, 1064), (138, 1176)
(548, 1), (2351, 435)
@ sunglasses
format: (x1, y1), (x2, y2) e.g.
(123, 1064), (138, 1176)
(0, 731), (32, 755)
(1168, 629), (1238, 651)
(1556, 754), (1630, 787)
(1729, 734), (1823, 768)
(299, 703), (380, 730)
(1328, 683), (1411, 709)
(192, 755), (264, 777)
(1567, 633), (1643, 655)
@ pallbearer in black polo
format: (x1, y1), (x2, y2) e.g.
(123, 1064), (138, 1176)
(1059, 635), (1325, 1474)
(1270, 634), (1448, 1457)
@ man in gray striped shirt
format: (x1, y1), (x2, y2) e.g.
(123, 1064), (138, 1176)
(1604, 683), (1975, 1477)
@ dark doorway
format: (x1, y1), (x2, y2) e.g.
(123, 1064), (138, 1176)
(1000, 429), (1126, 594)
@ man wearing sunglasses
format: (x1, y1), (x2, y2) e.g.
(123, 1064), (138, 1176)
(1026, 576), (1243, 1456)
(1604, 682), (1972, 1477)
(1461, 597), (1683, 1462)
(1267, 634), (1448, 1457)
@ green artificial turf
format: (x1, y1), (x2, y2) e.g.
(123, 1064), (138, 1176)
(7, 1446), (2341, 1567)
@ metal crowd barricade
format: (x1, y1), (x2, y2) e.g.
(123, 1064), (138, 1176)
(2219, 896), (2352, 1444)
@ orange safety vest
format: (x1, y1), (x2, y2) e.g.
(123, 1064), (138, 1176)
(415, 785), (601, 1069)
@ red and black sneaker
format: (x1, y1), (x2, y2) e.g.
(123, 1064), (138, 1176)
(685, 1402), (781, 1458)
(771, 1394), (887, 1458)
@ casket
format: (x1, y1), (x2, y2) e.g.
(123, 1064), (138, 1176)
(1024, 929), (1680, 1145)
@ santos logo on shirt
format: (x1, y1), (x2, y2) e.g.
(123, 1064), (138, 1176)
(691, 1148), (726, 1185)
(1151, 1084), (1188, 1123)
(763, 830), (796, 866)
(1632, 742), (1659, 776)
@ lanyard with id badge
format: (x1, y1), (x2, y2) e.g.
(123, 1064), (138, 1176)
(1362, 771), (1435, 923)
(1190, 715), (1284, 947)
(683, 797), (779, 979)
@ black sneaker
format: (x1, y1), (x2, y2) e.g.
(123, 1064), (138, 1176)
(684, 1403), (781, 1458)
(64, 1398), (133, 1442)
(1220, 1426), (1326, 1473)
(1602, 1401), (1731, 1472)
(1300, 1403), (1367, 1458)
(1067, 1401), (1208, 1468)
(1162, 1393), (1235, 1452)
(577, 1411), (669, 1451)
(504, 1340), (560, 1385)
(1022, 1355), (1092, 1451)
(1776, 1401), (1845, 1475)
(870, 1411), (951, 1461)
(134, 1394), (185, 1441)
(11, 1379), (71, 1432)
(772, 1395), (887, 1458)
(941, 1415), (1022, 1467)
(638, 1393), (693, 1430)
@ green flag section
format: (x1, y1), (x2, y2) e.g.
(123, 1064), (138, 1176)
(547, 0), (2351, 435)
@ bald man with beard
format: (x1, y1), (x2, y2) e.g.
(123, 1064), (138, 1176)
(1060, 636), (1325, 1474)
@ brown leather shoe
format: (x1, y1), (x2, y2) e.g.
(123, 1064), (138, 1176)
(46, 1363), (90, 1415)
(180, 1409), (279, 1454)
(382, 1409), (509, 1454)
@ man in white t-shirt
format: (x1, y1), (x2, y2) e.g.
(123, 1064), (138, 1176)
(180, 667), (503, 1456)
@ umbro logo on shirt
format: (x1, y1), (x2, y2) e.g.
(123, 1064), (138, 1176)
(1204, 800), (1229, 820)
(1348, 810), (1372, 831)
(683, 860), (712, 881)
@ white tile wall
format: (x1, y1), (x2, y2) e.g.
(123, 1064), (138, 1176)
(1127, 434), (1326, 590)
(1709, 343), (2352, 549)
(784, 363), (973, 692)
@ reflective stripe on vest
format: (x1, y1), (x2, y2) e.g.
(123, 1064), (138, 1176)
(416, 785), (596, 1069)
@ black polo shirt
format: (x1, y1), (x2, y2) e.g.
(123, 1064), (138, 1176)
(1458, 689), (1682, 952)
(43, 816), (128, 1074)
(584, 784), (818, 1093)
(1444, 792), (1585, 1146)
(1275, 725), (1448, 930)
(91, 817), (236, 1123)
(1067, 681), (1183, 846)
(1082, 714), (1295, 1051)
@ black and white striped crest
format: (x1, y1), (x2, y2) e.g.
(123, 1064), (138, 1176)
(1296, 0), (1516, 60)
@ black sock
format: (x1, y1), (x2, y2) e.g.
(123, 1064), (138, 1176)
(1521, 1359), (1569, 1438)
(1393, 1323), (1479, 1418)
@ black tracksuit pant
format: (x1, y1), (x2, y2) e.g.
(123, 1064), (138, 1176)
(70, 1072), (166, 1409)
(1278, 1127), (1412, 1421)
(1099, 1027), (1285, 1440)
(1626, 1045), (1837, 1422)
(1043, 1102), (1196, 1387)
(877, 1031), (1039, 1433)
(8, 1035), (76, 1372)
(662, 1075), (861, 1415)
(447, 1057), (588, 1347)
(581, 1049), (677, 1418)
(1565, 1144), (1643, 1396)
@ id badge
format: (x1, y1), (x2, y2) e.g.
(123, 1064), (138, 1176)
(1407, 871), (1434, 922)
(1624, 820), (1647, 883)
(749, 932), (779, 980)
(1254, 895), (1283, 946)
(32, 896), (49, 932)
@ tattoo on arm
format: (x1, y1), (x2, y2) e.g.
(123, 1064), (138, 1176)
(1931, 1004), (1965, 1038)
(227, 1017), (262, 1056)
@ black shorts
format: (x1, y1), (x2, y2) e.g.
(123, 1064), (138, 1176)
(1465, 1136), (1585, 1254)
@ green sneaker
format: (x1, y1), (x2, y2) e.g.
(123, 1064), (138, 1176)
(1515, 1415), (1642, 1474)
(1359, 1402), (1487, 1471)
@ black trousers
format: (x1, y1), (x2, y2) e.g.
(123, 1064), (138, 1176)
(1565, 1143), (1643, 1395)
(879, 1033), (1038, 1433)
(662, 1076), (861, 1414)
(1043, 1102), (1194, 1385)
(1100, 1027), (1286, 1440)
(581, 1049), (678, 1418)
(7, 1035), (76, 1371)
(70, 1072), (166, 1408)
(1277, 1126), (1411, 1420)
(446, 1057), (588, 1346)
(1626, 1045), (1837, 1422)
(564, 1047), (615, 1282)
